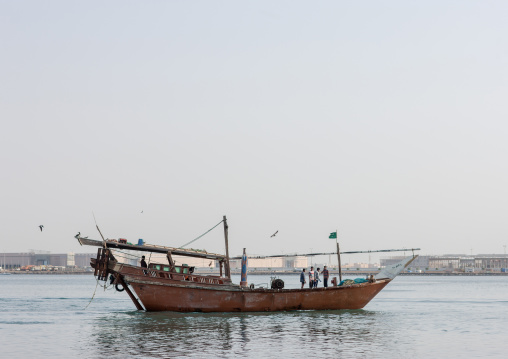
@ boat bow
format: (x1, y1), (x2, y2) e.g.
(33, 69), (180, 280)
(375, 255), (418, 280)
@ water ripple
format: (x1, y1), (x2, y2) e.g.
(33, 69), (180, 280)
(2, 275), (508, 358)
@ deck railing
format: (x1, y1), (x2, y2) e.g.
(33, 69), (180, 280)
(142, 267), (225, 285)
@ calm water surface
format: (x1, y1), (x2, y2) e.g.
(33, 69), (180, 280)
(1, 274), (507, 358)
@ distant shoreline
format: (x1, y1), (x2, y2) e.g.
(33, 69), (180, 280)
(2, 270), (508, 276)
(237, 271), (508, 276)
(2, 271), (93, 275)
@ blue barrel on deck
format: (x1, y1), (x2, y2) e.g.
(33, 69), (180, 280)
(138, 238), (144, 246)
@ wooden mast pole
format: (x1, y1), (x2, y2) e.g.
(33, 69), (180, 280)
(336, 229), (342, 282)
(223, 215), (231, 279)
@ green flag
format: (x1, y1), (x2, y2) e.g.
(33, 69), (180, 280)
(329, 232), (337, 239)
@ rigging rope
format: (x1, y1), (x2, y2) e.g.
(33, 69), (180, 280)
(178, 220), (224, 249)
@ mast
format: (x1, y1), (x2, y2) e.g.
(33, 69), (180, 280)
(223, 215), (231, 279)
(336, 240), (342, 282)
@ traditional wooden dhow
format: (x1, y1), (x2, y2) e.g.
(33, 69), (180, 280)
(76, 216), (418, 312)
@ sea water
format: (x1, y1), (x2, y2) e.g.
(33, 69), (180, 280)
(1, 274), (507, 358)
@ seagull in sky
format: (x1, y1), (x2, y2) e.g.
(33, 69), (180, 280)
(39, 225), (44, 232)
(270, 230), (278, 237)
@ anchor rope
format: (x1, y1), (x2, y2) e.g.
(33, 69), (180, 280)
(83, 279), (100, 310)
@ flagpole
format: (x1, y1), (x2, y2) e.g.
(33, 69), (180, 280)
(336, 229), (342, 282)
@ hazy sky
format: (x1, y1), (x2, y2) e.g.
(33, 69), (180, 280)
(1, 1), (507, 261)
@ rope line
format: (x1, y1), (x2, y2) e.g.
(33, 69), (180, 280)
(83, 279), (100, 310)
(178, 220), (224, 249)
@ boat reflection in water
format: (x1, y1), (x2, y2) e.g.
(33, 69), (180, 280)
(84, 308), (386, 358)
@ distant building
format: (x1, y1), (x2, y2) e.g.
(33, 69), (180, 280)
(0, 252), (95, 269)
(428, 255), (508, 271)
(381, 254), (508, 271)
(4, 250), (507, 272)
(381, 255), (430, 269)
(75, 253), (95, 267)
(342, 262), (375, 269)
(230, 256), (307, 270)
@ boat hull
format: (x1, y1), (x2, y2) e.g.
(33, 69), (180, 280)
(125, 275), (390, 312)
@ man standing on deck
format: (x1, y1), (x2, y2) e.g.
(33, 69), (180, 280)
(140, 255), (147, 268)
(322, 266), (329, 288)
(300, 268), (306, 289)
(315, 268), (321, 288)
(309, 266), (315, 288)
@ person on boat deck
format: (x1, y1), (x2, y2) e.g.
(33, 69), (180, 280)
(322, 266), (329, 288)
(309, 266), (315, 288)
(300, 268), (306, 289)
(140, 256), (147, 268)
(315, 268), (322, 288)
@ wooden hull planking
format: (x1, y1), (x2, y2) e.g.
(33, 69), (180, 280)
(121, 272), (390, 312)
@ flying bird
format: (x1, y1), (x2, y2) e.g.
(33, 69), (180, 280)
(270, 230), (278, 237)
(39, 225), (44, 232)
